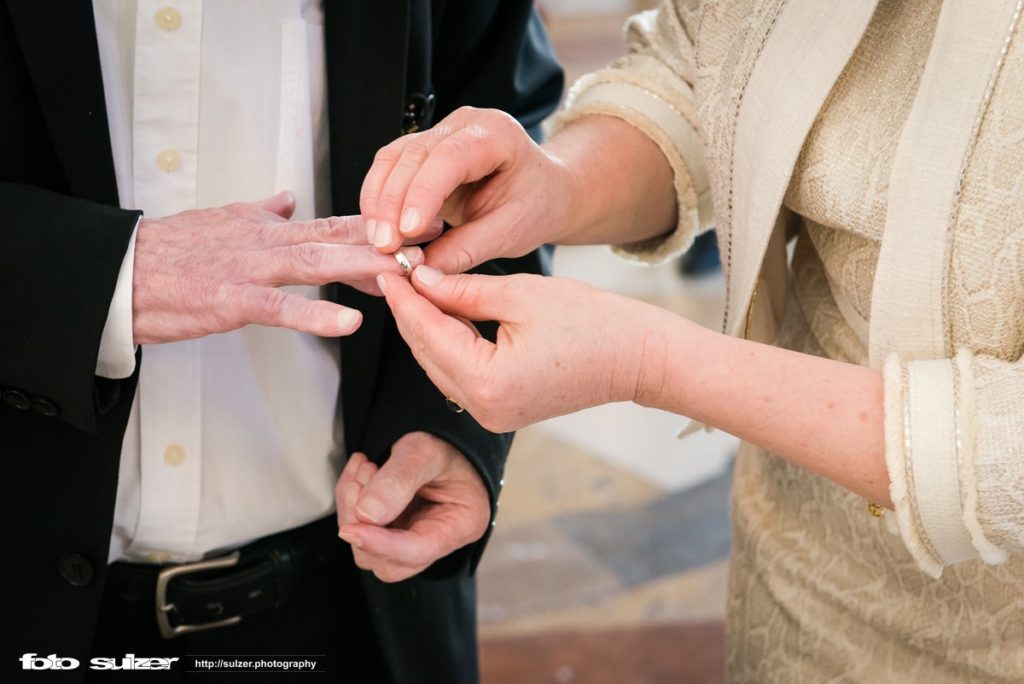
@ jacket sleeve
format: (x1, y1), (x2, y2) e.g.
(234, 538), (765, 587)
(882, 349), (1024, 578)
(554, 0), (713, 265)
(359, 4), (563, 577)
(0, 183), (140, 435)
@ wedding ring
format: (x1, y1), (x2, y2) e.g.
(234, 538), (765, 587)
(445, 397), (465, 414)
(394, 249), (412, 274)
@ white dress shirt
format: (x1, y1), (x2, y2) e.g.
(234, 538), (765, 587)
(92, 0), (343, 563)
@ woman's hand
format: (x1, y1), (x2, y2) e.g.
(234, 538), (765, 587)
(359, 107), (582, 274)
(376, 266), (669, 433)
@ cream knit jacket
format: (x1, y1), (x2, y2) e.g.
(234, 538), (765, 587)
(557, 0), (1024, 579)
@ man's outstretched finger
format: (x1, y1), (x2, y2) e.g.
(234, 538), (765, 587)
(238, 285), (363, 337)
(268, 215), (365, 246)
(253, 244), (422, 286)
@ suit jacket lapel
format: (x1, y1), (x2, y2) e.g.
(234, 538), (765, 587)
(325, 0), (410, 449)
(725, 0), (879, 337)
(6, 0), (118, 206)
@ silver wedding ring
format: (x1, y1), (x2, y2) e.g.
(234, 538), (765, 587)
(394, 249), (412, 274)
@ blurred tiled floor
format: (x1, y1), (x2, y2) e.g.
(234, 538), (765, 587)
(477, 9), (737, 678)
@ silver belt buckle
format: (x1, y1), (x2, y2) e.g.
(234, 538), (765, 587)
(155, 551), (242, 639)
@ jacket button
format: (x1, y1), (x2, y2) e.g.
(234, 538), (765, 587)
(30, 398), (60, 417)
(403, 92), (436, 134)
(58, 553), (94, 587)
(2, 389), (30, 410)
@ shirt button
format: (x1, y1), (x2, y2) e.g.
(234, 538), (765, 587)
(163, 443), (186, 466)
(155, 7), (182, 32)
(156, 148), (182, 172)
(147, 551), (171, 564)
(58, 553), (94, 587)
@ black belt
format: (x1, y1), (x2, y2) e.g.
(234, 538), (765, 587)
(105, 515), (335, 639)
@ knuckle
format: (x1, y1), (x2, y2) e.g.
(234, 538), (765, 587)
(438, 132), (473, 157)
(257, 288), (288, 322)
(453, 105), (478, 120)
(373, 143), (402, 166)
(377, 191), (404, 215)
(375, 567), (405, 584)
(292, 243), (326, 274)
(377, 472), (410, 500)
(454, 245), (476, 274)
(449, 276), (477, 305)
(408, 547), (433, 569)
(401, 141), (431, 166)
(308, 217), (332, 241)
(406, 178), (440, 204)
(352, 553), (374, 572)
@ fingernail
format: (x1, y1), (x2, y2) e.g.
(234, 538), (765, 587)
(373, 222), (394, 248)
(279, 190), (295, 205)
(400, 207), (420, 236)
(376, 274), (389, 294)
(357, 496), (387, 524)
(338, 531), (363, 548)
(337, 309), (361, 331)
(415, 265), (444, 286)
(366, 219), (377, 244)
(404, 246), (424, 264)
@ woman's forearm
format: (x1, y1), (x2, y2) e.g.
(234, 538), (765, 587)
(544, 115), (678, 247)
(636, 310), (891, 506)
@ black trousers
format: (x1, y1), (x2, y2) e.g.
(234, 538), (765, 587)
(88, 516), (391, 683)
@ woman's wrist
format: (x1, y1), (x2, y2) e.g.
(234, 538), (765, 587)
(603, 296), (688, 408)
(541, 115), (677, 247)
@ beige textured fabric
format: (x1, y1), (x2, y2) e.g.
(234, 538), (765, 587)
(562, 0), (1024, 680)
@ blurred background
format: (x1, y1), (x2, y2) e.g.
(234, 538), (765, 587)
(477, 3), (738, 683)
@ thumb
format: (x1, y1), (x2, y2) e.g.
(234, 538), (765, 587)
(257, 190), (297, 220)
(410, 266), (510, 321)
(355, 447), (446, 526)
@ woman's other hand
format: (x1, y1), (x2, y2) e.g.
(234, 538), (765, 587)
(376, 266), (669, 433)
(360, 107), (582, 274)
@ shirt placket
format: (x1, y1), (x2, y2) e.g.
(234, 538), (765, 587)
(127, 0), (205, 562)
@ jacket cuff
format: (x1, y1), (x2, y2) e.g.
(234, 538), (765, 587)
(552, 63), (711, 265)
(96, 221), (139, 379)
(882, 351), (1007, 578)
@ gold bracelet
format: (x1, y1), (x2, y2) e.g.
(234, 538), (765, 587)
(867, 502), (884, 518)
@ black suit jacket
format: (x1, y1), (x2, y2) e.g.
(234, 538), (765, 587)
(0, 1), (562, 682)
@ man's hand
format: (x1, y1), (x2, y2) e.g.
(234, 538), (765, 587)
(335, 432), (490, 583)
(132, 191), (435, 344)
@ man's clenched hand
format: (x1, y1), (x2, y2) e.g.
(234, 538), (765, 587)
(336, 433), (490, 583)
